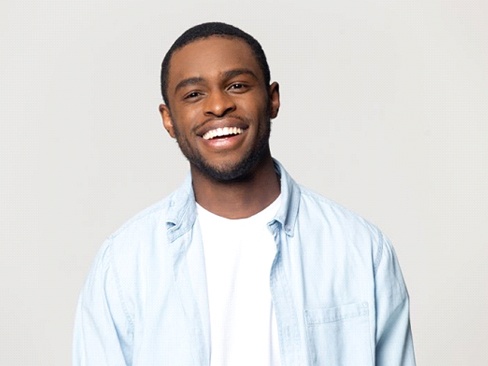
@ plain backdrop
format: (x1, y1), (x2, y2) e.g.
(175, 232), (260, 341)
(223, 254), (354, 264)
(1, 0), (487, 364)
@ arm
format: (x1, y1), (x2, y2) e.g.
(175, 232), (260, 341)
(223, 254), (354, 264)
(73, 240), (133, 366)
(374, 235), (416, 365)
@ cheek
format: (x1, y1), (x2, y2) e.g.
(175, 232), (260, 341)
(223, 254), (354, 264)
(240, 98), (267, 117)
(169, 111), (192, 134)
(177, 107), (200, 125)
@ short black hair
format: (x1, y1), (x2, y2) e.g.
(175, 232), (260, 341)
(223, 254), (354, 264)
(160, 22), (271, 106)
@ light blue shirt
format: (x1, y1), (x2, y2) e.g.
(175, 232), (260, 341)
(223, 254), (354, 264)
(73, 160), (416, 365)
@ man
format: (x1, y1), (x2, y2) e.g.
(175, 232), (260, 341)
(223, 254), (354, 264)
(73, 22), (416, 365)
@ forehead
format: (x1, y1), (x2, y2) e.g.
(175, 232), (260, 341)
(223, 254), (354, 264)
(168, 36), (263, 85)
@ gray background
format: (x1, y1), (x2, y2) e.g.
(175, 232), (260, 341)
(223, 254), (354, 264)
(1, 0), (487, 364)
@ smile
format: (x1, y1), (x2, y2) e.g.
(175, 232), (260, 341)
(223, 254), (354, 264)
(202, 127), (244, 140)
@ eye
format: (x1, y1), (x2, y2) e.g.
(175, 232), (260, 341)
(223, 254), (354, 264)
(184, 91), (202, 100)
(228, 83), (248, 92)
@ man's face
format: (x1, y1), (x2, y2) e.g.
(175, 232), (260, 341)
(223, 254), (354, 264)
(160, 36), (280, 182)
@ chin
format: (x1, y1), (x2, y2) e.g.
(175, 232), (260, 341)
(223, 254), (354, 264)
(201, 163), (252, 182)
(197, 155), (263, 183)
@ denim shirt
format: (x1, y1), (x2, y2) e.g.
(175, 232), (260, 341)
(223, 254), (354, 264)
(73, 160), (416, 365)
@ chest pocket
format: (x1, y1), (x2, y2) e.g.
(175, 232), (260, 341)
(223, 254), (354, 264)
(305, 302), (373, 366)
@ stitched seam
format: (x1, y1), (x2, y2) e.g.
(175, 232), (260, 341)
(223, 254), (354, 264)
(373, 233), (384, 274)
(109, 240), (134, 332)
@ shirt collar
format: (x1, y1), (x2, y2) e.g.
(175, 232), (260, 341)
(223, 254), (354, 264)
(272, 159), (300, 237)
(164, 159), (300, 241)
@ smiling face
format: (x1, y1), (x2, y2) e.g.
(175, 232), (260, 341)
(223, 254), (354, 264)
(159, 36), (280, 182)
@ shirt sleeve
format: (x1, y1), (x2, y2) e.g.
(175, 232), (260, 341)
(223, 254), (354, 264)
(374, 234), (416, 365)
(73, 240), (133, 366)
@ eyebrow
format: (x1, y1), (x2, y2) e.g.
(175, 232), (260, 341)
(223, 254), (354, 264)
(173, 68), (259, 94)
(174, 77), (204, 94)
(222, 68), (259, 81)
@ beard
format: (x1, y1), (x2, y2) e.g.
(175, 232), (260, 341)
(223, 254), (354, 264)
(173, 119), (272, 183)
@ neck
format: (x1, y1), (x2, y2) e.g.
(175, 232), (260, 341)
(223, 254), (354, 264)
(191, 156), (280, 219)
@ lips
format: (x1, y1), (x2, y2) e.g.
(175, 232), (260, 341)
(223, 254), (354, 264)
(202, 126), (244, 140)
(196, 117), (248, 141)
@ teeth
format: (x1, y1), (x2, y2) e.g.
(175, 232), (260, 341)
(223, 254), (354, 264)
(203, 127), (243, 140)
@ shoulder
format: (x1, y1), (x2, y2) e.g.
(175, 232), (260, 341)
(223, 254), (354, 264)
(103, 187), (185, 255)
(298, 185), (380, 235)
(110, 198), (168, 240)
(86, 190), (186, 289)
(276, 160), (386, 253)
(296, 184), (387, 261)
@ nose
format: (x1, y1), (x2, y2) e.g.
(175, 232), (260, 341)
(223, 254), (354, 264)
(204, 89), (236, 117)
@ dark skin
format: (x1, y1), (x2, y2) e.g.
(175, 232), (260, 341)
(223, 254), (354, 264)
(159, 36), (281, 219)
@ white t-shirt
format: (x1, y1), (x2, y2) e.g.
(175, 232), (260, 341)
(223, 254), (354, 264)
(197, 197), (281, 366)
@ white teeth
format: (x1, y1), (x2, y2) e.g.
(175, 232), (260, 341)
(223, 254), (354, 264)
(202, 127), (243, 140)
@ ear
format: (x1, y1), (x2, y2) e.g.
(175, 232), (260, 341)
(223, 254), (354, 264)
(268, 82), (280, 119)
(159, 104), (176, 138)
